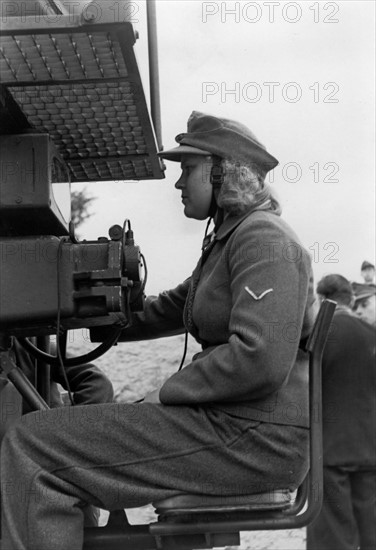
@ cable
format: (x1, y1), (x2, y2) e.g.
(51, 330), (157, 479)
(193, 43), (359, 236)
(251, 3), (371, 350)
(140, 253), (148, 295)
(18, 327), (123, 367)
(176, 219), (217, 373)
(130, 252), (148, 305)
(121, 218), (147, 306)
(177, 331), (189, 371)
(202, 217), (213, 251)
(56, 238), (74, 404)
(46, 0), (69, 16)
(134, 330), (188, 403)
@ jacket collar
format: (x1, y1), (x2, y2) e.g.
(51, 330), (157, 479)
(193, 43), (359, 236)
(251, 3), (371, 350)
(214, 210), (257, 241)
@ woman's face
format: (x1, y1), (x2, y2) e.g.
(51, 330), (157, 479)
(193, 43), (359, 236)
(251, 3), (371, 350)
(175, 155), (213, 220)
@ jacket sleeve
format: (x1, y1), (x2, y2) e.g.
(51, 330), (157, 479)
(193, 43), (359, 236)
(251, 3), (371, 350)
(52, 361), (115, 405)
(12, 339), (114, 406)
(159, 214), (313, 405)
(113, 278), (190, 341)
(48, 343), (114, 405)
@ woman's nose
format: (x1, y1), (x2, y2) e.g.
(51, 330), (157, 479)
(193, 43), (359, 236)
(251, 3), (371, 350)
(175, 174), (184, 189)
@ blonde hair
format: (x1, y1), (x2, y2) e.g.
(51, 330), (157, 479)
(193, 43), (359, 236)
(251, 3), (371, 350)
(215, 159), (281, 216)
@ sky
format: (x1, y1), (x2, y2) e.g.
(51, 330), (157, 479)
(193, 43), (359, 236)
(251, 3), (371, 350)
(73, 0), (375, 295)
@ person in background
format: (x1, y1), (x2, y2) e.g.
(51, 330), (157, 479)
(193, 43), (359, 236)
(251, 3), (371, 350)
(0, 338), (114, 529)
(306, 274), (376, 550)
(1, 338), (114, 433)
(352, 283), (376, 328)
(360, 260), (375, 285)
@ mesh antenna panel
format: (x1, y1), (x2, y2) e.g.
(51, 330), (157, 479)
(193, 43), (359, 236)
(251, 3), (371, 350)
(0, 0), (164, 182)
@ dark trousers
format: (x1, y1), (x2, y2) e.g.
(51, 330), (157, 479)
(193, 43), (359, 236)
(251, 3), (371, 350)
(306, 465), (376, 550)
(1, 402), (308, 550)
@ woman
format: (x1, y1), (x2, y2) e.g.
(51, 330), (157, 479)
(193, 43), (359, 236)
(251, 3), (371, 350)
(0, 111), (315, 550)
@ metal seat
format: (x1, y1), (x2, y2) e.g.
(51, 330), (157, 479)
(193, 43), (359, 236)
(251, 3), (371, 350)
(83, 299), (336, 549)
(153, 490), (292, 516)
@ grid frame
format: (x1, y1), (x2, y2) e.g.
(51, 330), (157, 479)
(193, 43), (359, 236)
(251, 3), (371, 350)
(0, 17), (164, 182)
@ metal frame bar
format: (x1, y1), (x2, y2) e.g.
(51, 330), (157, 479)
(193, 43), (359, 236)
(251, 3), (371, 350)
(0, 342), (49, 412)
(0, 15), (86, 34)
(146, 0), (162, 151)
(0, 14), (134, 35)
(35, 335), (51, 406)
(47, 0), (70, 15)
(6, 76), (137, 87)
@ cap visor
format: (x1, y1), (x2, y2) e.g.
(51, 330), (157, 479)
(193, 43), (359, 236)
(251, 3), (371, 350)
(355, 291), (375, 302)
(158, 145), (211, 161)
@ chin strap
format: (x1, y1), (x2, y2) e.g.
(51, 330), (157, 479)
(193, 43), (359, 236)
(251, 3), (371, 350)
(208, 189), (218, 219)
(202, 208), (224, 253)
(214, 207), (224, 232)
(208, 156), (224, 219)
(202, 217), (214, 251)
(202, 157), (225, 250)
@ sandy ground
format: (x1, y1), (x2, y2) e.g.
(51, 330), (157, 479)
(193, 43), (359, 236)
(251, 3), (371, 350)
(69, 330), (306, 549)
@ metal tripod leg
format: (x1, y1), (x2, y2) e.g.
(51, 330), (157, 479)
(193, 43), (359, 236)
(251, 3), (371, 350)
(0, 350), (49, 411)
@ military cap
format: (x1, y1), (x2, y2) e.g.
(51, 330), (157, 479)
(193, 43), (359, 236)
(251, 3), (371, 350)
(352, 282), (376, 302)
(158, 111), (278, 174)
(361, 260), (375, 270)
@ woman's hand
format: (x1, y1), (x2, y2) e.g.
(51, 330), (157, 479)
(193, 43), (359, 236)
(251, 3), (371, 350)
(143, 388), (161, 404)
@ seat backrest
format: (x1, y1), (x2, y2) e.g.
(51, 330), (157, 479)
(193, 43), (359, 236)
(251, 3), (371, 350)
(306, 299), (337, 356)
(299, 298), (337, 523)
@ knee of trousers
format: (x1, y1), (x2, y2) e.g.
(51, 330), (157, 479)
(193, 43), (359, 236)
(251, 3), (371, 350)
(1, 415), (36, 463)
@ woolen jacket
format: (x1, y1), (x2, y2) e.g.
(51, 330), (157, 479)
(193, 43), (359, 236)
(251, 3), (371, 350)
(116, 209), (315, 427)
